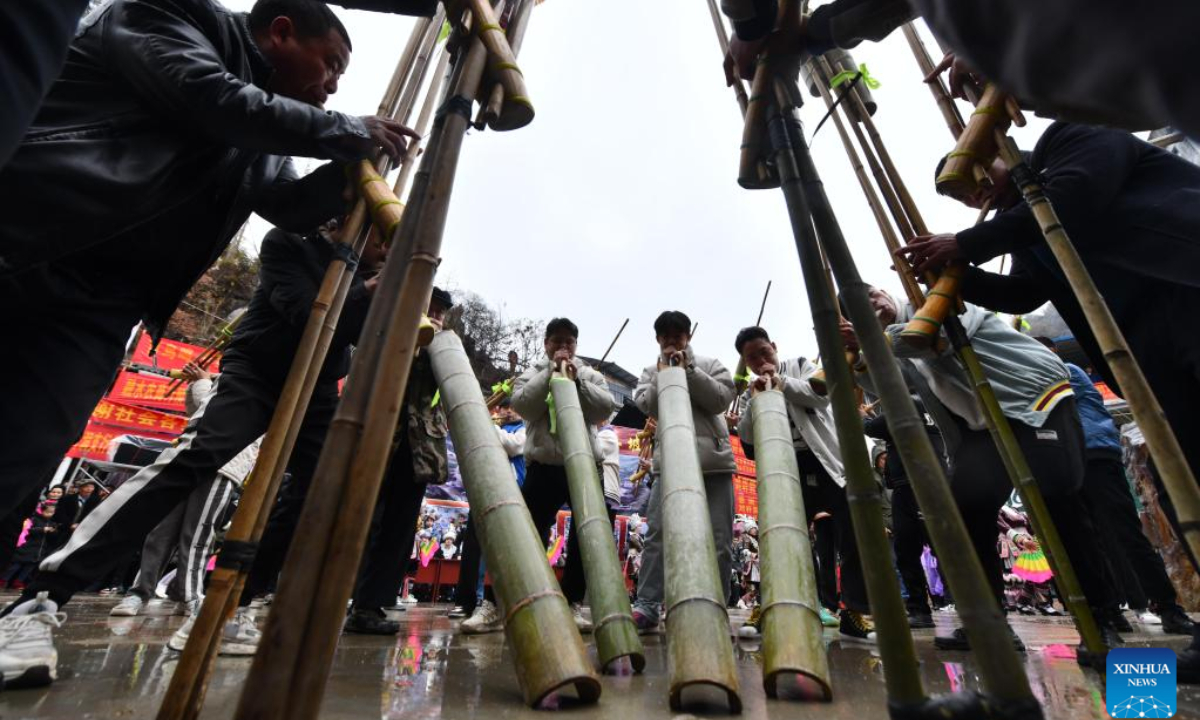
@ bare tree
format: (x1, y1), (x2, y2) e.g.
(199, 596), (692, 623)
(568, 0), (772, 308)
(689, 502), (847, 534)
(444, 290), (544, 389)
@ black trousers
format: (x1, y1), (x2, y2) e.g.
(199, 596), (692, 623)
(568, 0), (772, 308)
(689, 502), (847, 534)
(350, 439), (428, 610)
(948, 400), (1118, 613)
(891, 484), (933, 615)
(486, 462), (587, 605)
(0, 265), (145, 520)
(23, 358), (338, 607)
(455, 518), (483, 612)
(813, 516), (839, 612)
(797, 450), (869, 613)
(1084, 453), (1178, 607)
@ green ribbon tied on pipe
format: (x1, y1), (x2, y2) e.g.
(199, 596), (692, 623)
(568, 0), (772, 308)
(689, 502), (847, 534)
(437, 20), (451, 43)
(829, 63), (881, 90)
(491, 379), (512, 396)
(545, 392), (557, 435)
(733, 371), (753, 385)
(430, 389), (440, 408)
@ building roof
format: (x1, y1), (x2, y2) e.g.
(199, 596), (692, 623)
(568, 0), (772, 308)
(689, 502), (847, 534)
(578, 356), (639, 387)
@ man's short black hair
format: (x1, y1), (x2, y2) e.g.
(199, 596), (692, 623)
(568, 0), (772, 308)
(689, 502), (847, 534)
(734, 326), (771, 355)
(545, 318), (579, 340)
(431, 286), (453, 310)
(653, 311), (691, 337)
(249, 0), (352, 50)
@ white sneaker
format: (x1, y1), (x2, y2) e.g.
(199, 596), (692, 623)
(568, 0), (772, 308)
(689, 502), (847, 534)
(168, 608), (261, 656)
(460, 600), (503, 635)
(400, 595), (419, 605)
(0, 592), (64, 688)
(110, 595), (145, 617)
(570, 603), (593, 634)
(1138, 611), (1164, 626)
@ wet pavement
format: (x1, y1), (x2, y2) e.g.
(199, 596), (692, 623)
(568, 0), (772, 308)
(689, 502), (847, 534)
(2, 593), (1199, 719)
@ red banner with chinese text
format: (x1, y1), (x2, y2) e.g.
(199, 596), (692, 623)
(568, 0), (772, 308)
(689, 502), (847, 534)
(89, 398), (188, 436)
(129, 334), (220, 374)
(108, 371), (188, 413)
(66, 422), (175, 461)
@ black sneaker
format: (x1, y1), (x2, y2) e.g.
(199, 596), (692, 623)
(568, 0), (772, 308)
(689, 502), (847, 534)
(934, 626), (1025, 652)
(839, 610), (876, 643)
(344, 608), (400, 635)
(907, 611), (935, 629)
(1076, 624), (1123, 670)
(1158, 604), (1195, 636)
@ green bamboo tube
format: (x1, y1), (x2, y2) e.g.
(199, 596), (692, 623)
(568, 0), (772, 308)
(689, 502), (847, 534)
(770, 82), (1040, 715)
(468, 0), (534, 131)
(548, 369), (646, 673)
(748, 386), (831, 700)
(435, 334), (602, 703)
(232, 33), (471, 720)
(943, 319), (1106, 656)
(657, 364), (742, 712)
(995, 132), (1200, 583)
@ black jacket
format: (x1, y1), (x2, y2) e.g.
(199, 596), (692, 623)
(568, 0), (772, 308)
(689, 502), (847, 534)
(862, 398), (944, 489)
(13, 516), (63, 565)
(0, 0), (434, 339)
(223, 228), (372, 388)
(959, 122), (1200, 392)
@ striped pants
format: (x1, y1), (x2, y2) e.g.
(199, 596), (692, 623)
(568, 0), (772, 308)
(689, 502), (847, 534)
(128, 474), (236, 603)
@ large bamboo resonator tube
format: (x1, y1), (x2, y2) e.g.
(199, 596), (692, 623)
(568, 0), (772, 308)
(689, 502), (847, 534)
(433, 334), (602, 704)
(934, 84), (1009, 199)
(657, 364), (742, 712)
(748, 384), (831, 700)
(469, 0), (534, 130)
(548, 366), (646, 673)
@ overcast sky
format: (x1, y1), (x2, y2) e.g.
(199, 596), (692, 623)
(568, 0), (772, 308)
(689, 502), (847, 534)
(224, 0), (1054, 378)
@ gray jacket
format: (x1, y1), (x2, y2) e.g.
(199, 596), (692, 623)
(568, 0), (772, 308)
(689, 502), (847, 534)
(511, 357), (615, 466)
(635, 348), (737, 476)
(887, 302), (1073, 431)
(737, 357), (853, 487)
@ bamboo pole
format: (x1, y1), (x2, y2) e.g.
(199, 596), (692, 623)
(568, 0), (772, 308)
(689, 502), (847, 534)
(899, 23), (964, 139)
(161, 313), (245, 398)
(738, 59), (780, 189)
(748, 384), (830, 700)
(154, 32), (428, 720)
(658, 363), (742, 712)
(479, 0), (533, 129)
(434, 334), (602, 702)
(469, 0), (534, 130)
(704, 0), (750, 114)
(769, 78), (1040, 715)
(994, 132), (1200, 575)
(731, 280), (773, 413)
(549, 361), (645, 673)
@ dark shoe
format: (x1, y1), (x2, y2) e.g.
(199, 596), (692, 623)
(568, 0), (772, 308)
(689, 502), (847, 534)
(631, 607), (662, 635)
(1179, 646), (1200, 684)
(1107, 609), (1133, 634)
(839, 610), (876, 644)
(1158, 604), (1195, 636)
(1076, 624), (1123, 670)
(907, 612), (935, 629)
(344, 608), (400, 635)
(934, 626), (1025, 652)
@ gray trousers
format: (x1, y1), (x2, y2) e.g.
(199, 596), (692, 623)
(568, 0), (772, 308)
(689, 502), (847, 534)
(130, 475), (236, 603)
(634, 472), (734, 616)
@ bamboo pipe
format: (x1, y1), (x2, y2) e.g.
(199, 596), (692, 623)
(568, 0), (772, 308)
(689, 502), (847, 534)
(738, 59), (780, 189)
(748, 383), (831, 700)
(479, 0), (533, 129)
(900, 23), (964, 139)
(705, 0), (750, 114)
(376, 15), (434, 118)
(469, 0), (533, 130)
(995, 132), (1200, 582)
(935, 84), (1009, 199)
(771, 81), (1041, 714)
(234, 38), (484, 720)
(549, 360), (646, 673)
(434, 335), (602, 702)
(389, 9), (447, 126)
(658, 362), (742, 712)
(154, 36), (425, 720)
(766, 88), (925, 710)
(393, 49), (452, 200)
(162, 314), (244, 397)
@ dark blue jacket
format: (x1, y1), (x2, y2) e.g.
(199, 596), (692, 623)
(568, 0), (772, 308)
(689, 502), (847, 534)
(1064, 364), (1121, 457)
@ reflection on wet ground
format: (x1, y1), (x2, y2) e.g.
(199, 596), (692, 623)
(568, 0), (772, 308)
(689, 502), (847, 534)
(2, 593), (1198, 719)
